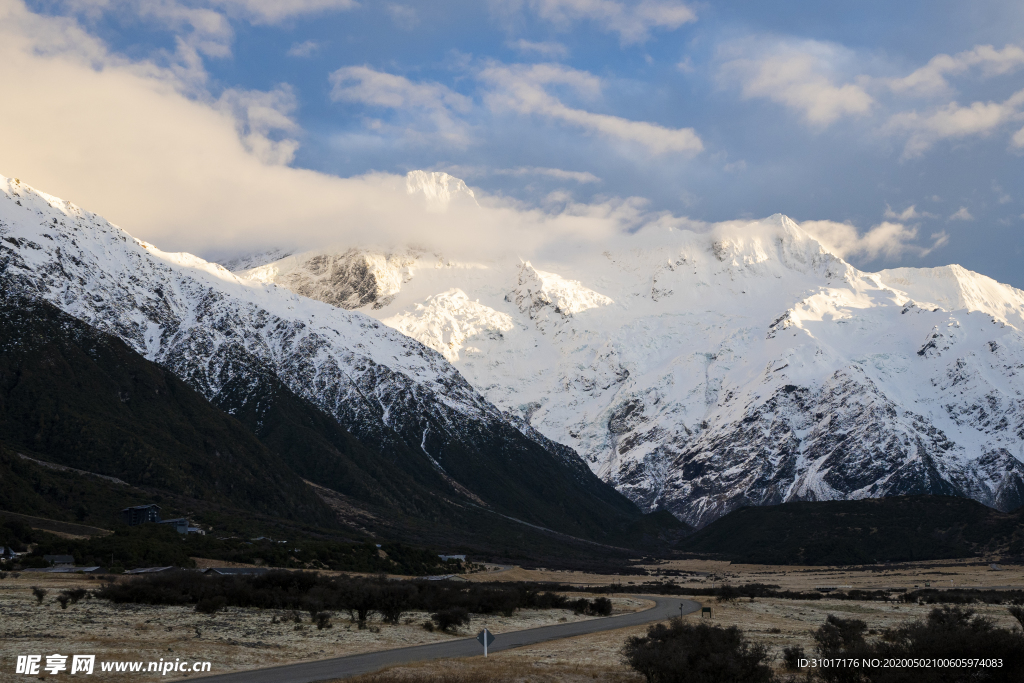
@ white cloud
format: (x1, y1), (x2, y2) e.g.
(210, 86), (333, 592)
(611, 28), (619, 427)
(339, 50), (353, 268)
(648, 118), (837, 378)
(492, 0), (696, 45)
(508, 39), (569, 59)
(479, 62), (703, 154)
(799, 219), (946, 261)
(0, 2), (654, 262)
(888, 88), (1024, 158)
(993, 183), (1012, 204)
(930, 231), (950, 251)
(883, 204), (919, 221)
(495, 166), (601, 183)
(949, 206), (974, 221)
(718, 40), (873, 126)
(329, 66), (474, 144)
(386, 3), (417, 30)
(217, 85), (301, 165)
(286, 40), (321, 57)
(209, 0), (359, 24)
(888, 44), (1024, 97)
(1013, 125), (1024, 149)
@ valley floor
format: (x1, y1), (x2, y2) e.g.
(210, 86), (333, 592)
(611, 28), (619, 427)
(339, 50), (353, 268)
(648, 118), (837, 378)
(4, 559), (1022, 682)
(337, 593), (1024, 683)
(0, 572), (646, 683)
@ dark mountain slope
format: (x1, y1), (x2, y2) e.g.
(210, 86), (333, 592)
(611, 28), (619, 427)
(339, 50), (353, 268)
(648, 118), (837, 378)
(681, 495), (1024, 565)
(0, 181), (683, 553)
(0, 295), (681, 558)
(214, 356), (685, 551)
(0, 297), (334, 525)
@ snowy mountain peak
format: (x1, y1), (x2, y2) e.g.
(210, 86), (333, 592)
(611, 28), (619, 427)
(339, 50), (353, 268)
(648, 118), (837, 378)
(32, 157), (1014, 530)
(218, 248), (294, 273)
(697, 213), (846, 278)
(228, 214), (1024, 527)
(878, 264), (1024, 332)
(405, 171), (477, 211)
(510, 261), (614, 321)
(242, 247), (419, 310)
(382, 289), (516, 363)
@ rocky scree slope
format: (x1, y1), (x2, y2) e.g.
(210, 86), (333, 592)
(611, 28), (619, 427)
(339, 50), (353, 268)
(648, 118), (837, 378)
(0, 175), (664, 547)
(239, 212), (1024, 528)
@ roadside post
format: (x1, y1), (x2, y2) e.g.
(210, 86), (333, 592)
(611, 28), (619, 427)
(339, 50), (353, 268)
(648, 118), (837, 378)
(477, 628), (495, 657)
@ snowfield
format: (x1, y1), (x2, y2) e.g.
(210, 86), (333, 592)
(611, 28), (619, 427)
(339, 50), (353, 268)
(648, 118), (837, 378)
(237, 175), (1024, 527)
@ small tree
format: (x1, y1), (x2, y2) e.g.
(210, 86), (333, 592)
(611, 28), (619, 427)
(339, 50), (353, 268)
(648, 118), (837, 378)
(315, 612), (333, 630)
(31, 586), (47, 604)
(378, 584), (415, 625)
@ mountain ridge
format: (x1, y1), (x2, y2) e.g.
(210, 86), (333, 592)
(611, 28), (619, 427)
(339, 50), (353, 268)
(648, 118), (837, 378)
(0, 173), (677, 550)
(232, 209), (1024, 527)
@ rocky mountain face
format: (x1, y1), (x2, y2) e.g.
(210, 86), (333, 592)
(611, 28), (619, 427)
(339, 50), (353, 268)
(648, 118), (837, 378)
(0, 174), (667, 548)
(238, 208), (1024, 528)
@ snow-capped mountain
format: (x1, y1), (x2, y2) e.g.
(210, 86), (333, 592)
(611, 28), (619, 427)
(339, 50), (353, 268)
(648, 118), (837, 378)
(238, 213), (1024, 528)
(0, 174), (654, 543)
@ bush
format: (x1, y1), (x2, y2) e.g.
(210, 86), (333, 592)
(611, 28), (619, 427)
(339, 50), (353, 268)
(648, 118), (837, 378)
(812, 615), (870, 683)
(431, 607), (470, 633)
(569, 596), (613, 616)
(782, 646), (804, 672)
(94, 572), (574, 624)
(378, 584), (415, 625)
(622, 618), (776, 683)
(1009, 605), (1024, 630)
(315, 612), (333, 630)
(31, 586), (47, 604)
(56, 588), (88, 608)
(592, 597), (613, 616)
(195, 596), (227, 614)
(810, 606), (1024, 683)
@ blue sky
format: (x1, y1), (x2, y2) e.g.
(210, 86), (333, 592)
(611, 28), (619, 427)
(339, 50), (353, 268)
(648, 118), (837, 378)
(4, 0), (1024, 285)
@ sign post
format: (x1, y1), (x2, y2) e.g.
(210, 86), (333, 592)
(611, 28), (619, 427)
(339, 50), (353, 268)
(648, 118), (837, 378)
(477, 628), (495, 657)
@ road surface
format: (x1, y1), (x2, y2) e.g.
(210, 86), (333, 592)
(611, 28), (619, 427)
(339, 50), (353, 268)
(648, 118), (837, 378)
(196, 595), (700, 683)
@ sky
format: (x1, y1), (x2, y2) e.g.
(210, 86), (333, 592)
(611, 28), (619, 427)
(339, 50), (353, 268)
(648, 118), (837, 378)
(1, 0), (1023, 286)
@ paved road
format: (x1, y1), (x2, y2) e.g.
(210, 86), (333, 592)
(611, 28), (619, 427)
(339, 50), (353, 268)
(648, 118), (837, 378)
(196, 595), (700, 683)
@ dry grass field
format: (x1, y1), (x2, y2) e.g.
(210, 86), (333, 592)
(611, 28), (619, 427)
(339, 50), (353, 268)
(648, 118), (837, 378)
(470, 557), (1024, 592)
(332, 593), (1024, 683)
(0, 572), (644, 683)
(340, 558), (1024, 683)
(4, 558), (1022, 682)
